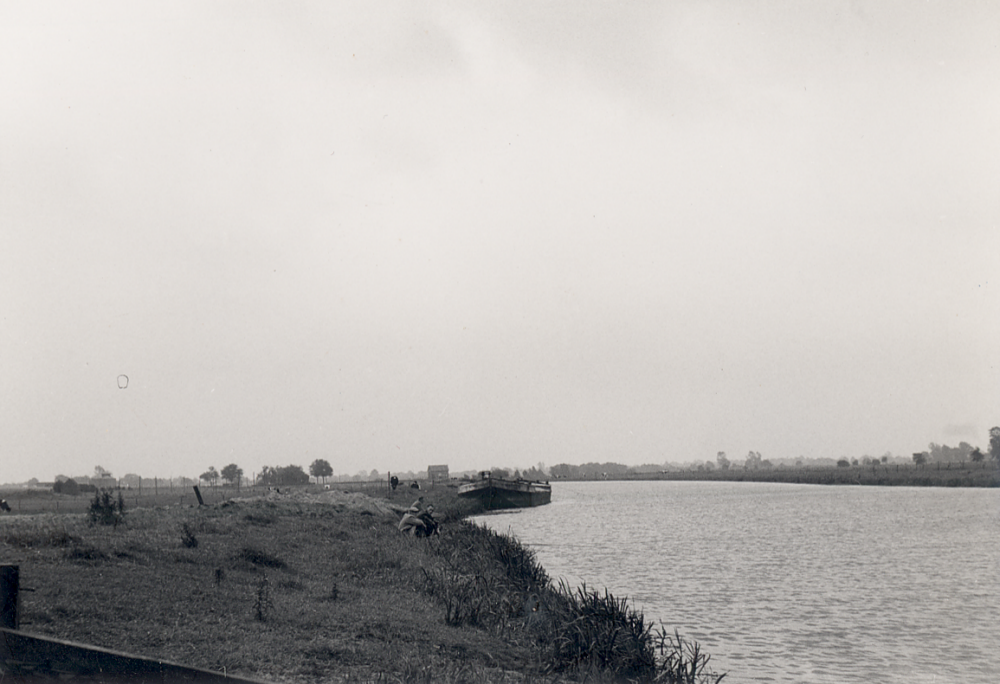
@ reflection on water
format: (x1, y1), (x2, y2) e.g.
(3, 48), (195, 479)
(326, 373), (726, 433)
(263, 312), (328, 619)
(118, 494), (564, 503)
(470, 480), (1000, 684)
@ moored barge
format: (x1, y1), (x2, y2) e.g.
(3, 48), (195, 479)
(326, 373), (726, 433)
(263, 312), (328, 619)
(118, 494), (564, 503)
(457, 472), (552, 510)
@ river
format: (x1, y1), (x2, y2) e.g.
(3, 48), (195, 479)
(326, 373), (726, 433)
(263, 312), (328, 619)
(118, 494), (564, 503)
(470, 480), (999, 683)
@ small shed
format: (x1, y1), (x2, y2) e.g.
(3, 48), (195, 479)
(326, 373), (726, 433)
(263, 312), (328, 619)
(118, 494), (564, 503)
(427, 465), (449, 482)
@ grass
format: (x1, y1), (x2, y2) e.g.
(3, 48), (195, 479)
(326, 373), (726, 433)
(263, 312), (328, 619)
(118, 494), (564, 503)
(1, 485), (724, 683)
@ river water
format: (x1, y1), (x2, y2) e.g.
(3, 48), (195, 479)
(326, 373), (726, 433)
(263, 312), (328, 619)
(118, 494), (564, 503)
(470, 480), (999, 683)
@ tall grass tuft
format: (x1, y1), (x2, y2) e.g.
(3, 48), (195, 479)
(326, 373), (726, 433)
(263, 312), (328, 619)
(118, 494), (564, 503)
(181, 523), (198, 548)
(422, 567), (498, 627)
(544, 581), (657, 679)
(654, 627), (727, 684)
(443, 522), (550, 592)
(254, 571), (272, 621)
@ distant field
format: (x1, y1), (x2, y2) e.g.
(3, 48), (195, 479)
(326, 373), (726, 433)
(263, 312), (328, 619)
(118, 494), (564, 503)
(0, 482), (408, 515)
(569, 462), (1000, 487)
(0, 480), (414, 515)
(0, 486), (237, 516)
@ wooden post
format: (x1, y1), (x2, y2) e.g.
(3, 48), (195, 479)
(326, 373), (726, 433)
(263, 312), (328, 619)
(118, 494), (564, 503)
(193, 486), (205, 506)
(1, 564), (19, 629)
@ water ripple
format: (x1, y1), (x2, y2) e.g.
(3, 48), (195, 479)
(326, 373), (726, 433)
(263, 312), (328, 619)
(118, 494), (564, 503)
(472, 481), (1000, 684)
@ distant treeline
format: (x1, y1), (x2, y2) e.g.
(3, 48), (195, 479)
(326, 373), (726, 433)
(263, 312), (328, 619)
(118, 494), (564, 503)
(640, 462), (997, 488)
(550, 461), (998, 488)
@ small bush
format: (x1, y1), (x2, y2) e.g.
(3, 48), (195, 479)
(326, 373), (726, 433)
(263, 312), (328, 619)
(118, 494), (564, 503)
(181, 523), (198, 548)
(88, 489), (125, 527)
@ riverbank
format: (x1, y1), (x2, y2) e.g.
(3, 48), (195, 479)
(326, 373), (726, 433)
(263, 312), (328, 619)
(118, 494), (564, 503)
(1, 487), (723, 683)
(561, 461), (999, 487)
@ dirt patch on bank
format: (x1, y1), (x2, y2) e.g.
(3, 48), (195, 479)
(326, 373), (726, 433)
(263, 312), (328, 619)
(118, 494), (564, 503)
(229, 488), (408, 516)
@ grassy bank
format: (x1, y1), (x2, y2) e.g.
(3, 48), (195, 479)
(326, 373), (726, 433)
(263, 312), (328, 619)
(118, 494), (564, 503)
(1, 487), (723, 683)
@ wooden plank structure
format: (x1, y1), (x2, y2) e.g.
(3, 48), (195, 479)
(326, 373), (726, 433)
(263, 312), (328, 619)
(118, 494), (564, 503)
(0, 628), (267, 682)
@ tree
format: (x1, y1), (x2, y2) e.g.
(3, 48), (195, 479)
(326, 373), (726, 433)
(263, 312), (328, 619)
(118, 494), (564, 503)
(990, 427), (1000, 462)
(836, 459), (850, 467)
(970, 448), (985, 463)
(928, 441), (975, 463)
(309, 459), (333, 484)
(716, 452), (730, 471)
(221, 463), (243, 488)
(744, 451), (763, 470)
(522, 465), (548, 480)
(200, 467), (219, 487)
(912, 452), (927, 467)
(54, 478), (80, 495)
(258, 464), (310, 487)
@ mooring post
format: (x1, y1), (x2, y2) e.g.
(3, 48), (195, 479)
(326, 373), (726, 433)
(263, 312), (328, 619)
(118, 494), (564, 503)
(1, 564), (19, 629)
(193, 486), (205, 506)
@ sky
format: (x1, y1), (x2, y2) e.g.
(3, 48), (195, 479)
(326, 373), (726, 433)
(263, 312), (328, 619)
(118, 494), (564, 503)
(2, 1), (998, 483)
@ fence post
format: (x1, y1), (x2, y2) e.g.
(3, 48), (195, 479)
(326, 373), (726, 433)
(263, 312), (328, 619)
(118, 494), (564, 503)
(193, 486), (205, 506)
(1, 564), (19, 629)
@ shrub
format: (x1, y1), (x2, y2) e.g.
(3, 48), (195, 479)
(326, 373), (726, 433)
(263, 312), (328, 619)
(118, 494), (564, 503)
(88, 489), (125, 527)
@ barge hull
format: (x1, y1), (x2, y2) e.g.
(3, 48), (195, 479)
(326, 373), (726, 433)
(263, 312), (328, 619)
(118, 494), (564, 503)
(457, 478), (551, 510)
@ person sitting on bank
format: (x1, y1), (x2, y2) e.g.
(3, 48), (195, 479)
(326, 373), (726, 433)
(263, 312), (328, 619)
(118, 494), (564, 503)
(398, 500), (438, 536)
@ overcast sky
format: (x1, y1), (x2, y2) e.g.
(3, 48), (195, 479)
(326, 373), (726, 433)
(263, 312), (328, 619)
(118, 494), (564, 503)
(2, 1), (998, 483)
